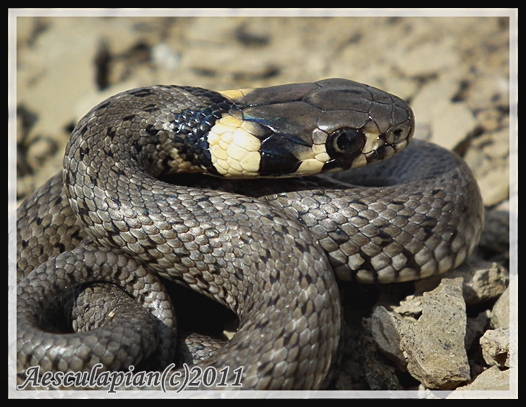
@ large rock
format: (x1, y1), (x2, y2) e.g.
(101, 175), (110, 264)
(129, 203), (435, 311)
(372, 278), (470, 389)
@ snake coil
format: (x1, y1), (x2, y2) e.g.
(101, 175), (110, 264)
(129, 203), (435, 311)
(16, 79), (484, 390)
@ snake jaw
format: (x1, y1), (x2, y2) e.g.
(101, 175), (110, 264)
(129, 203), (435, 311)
(363, 123), (414, 166)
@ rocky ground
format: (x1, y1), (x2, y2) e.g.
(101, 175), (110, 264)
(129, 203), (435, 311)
(12, 13), (515, 396)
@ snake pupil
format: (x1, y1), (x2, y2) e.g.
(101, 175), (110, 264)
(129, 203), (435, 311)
(322, 128), (366, 172)
(329, 128), (365, 155)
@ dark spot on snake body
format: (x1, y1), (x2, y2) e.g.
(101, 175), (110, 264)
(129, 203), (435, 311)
(142, 104), (158, 113)
(79, 147), (89, 161)
(421, 216), (438, 241)
(391, 198), (406, 205)
(64, 176), (74, 190)
(89, 175), (97, 186)
(111, 197), (122, 206)
(95, 101), (110, 111)
(255, 319), (270, 331)
(51, 357), (63, 372)
(263, 213), (275, 221)
(282, 333), (292, 347)
(71, 229), (83, 242)
(240, 235), (252, 244)
(303, 273), (313, 285)
(269, 272), (280, 284)
(377, 231), (394, 246)
(54, 243), (66, 252)
(266, 296), (279, 307)
(129, 88), (155, 98)
(203, 106), (223, 123)
(78, 124), (89, 137)
(121, 114), (135, 122)
(355, 254), (375, 276)
(132, 139), (143, 154)
(157, 157), (173, 176)
(348, 197), (368, 209)
(210, 264), (221, 275)
(107, 128), (117, 139)
(145, 124), (158, 136)
(259, 250), (272, 264)
(329, 229), (349, 245)
(142, 241), (158, 252)
(401, 247), (420, 271)
(22, 352), (34, 368)
(77, 206), (89, 217)
(234, 268), (244, 282)
(258, 361), (274, 376)
(293, 239), (306, 252)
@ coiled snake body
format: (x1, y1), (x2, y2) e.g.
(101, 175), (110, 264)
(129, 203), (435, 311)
(16, 79), (484, 390)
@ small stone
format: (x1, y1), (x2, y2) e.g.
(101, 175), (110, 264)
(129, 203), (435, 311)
(449, 366), (510, 393)
(491, 288), (510, 329)
(480, 327), (510, 368)
(414, 258), (509, 306)
(370, 306), (408, 370)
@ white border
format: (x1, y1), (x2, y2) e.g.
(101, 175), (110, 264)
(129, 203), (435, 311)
(8, 8), (518, 399)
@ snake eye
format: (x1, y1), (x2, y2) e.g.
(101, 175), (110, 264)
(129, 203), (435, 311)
(326, 128), (365, 157)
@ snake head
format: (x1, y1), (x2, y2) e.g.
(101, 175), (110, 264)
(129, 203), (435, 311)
(213, 78), (414, 178)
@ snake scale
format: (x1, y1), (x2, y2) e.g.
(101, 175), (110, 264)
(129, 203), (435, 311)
(16, 78), (484, 390)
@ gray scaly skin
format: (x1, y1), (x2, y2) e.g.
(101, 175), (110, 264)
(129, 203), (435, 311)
(16, 79), (483, 390)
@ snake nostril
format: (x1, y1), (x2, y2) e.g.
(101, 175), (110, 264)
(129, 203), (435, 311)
(392, 128), (404, 139)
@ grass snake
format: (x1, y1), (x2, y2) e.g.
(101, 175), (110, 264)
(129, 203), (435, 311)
(16, 78), (484, 390)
